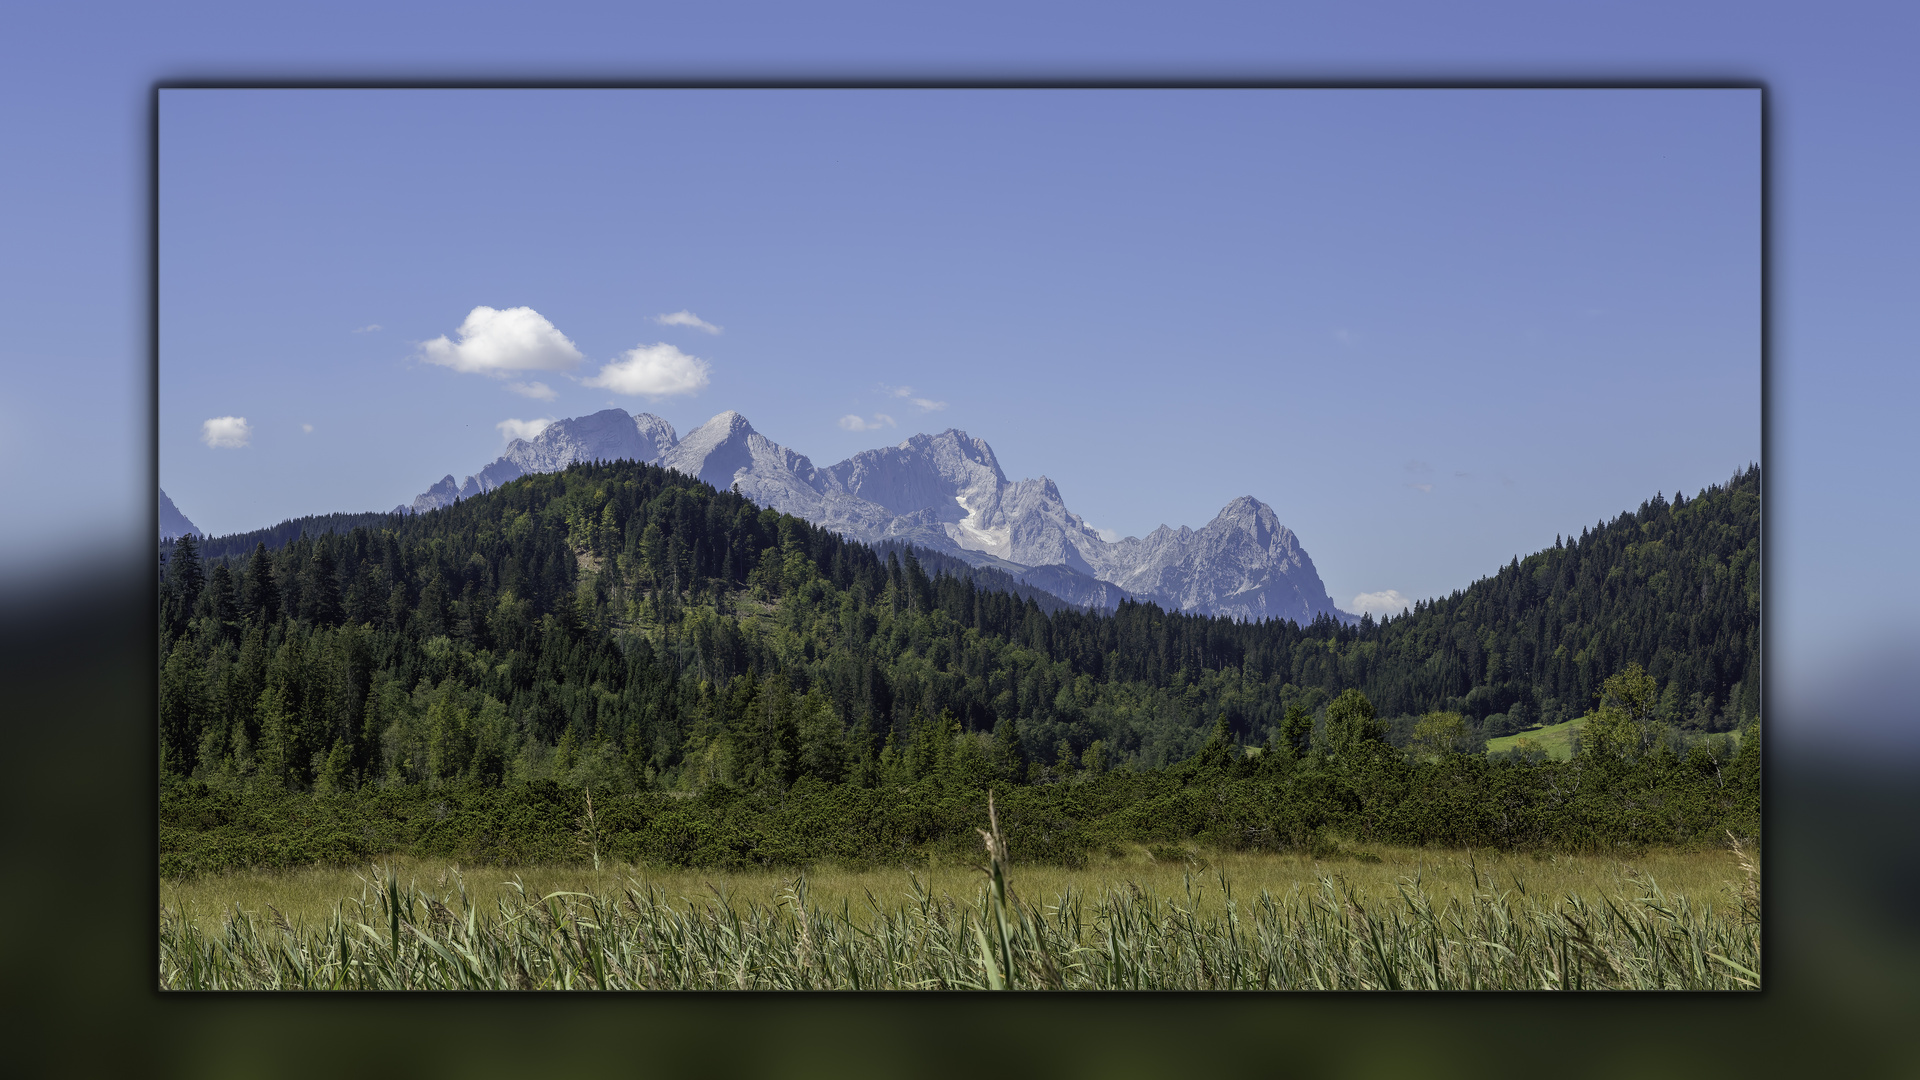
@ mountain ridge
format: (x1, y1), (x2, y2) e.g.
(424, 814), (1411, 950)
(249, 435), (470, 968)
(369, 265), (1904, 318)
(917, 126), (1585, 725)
(401, 407), (1355, 625)
(159, 489), (202, 540)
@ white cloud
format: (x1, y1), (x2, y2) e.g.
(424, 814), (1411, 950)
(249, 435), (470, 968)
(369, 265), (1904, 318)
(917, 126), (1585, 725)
(1092, 526), (1122, 543)
(883, 384), (947, 411)
(582, 342), (711, 398)
(1351, 589), (1411, 618)
(1407, 483), (1434, 493)
(353, 324), (382, 333)
(201, 416), (251, 449)
(654, 310), (723, 335)
(301, 423), (314, 434)
(509, 380), (558, 401)
(418, 306), (583, 376)
(496, 417), (555, 443)
(839, 413), (897, 432)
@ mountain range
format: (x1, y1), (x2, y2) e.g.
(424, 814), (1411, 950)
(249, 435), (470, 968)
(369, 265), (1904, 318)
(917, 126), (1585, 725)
(404, 409), (1354, 625)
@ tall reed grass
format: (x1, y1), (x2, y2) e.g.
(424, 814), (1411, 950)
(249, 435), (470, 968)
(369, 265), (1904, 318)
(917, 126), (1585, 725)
(160, 797), (1759, 990)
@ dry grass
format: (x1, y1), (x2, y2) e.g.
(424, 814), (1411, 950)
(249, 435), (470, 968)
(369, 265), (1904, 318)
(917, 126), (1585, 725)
(159, 841), (1753, 935)
(160, 832), (1759, 990)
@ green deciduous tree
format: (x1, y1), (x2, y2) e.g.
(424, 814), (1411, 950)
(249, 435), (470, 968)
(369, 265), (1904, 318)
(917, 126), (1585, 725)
(1580, 662), (1663, 764)
(1324, 689), (1383, 758)
(1410, 711), (1470, 763)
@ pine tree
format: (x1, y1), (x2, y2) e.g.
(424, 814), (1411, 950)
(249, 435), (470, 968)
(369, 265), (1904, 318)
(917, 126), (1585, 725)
(306, 541), (343, 627)
(171, 533), (205, 625)
(991, 715), (1027, 782)
(315, 738), (353, 794)
(244, 543), (280, 624)
(203, 561), (238, 630)
(1277, 702), (1314, 760)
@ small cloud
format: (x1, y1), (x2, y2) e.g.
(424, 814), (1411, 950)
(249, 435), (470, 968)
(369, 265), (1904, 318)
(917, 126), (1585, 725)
(882, 384), (947, 411)
(509, 380), (558, 401)
(653, 310), (723, 335)
(1407, 483), (1434, 493)
(1404, 459), (1432, 475)
(496, 417), (555, 443)
(583, 343), (712, 398)
(1351, 589), (1411, 618)
(418, 306), (583, 376)
(201, 416), (251, 449)
(1092, 526), (1122, 543)
(353, 324), (383, 333)
(1454, 470), (1472, 478)
(1334, 328), (1354, 347)
(839, 413), (897, 432)
(301, 423), (314, 434)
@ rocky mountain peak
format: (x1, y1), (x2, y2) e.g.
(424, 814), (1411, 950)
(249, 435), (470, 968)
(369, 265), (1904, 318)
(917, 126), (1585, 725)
(661, 411), (765, 492)
(399, 406), (1353, 625)
(159, 488), (202, 540)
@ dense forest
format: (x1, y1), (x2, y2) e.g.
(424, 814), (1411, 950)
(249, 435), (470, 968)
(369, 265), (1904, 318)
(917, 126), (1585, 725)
(157, 460), (1759, 873)
(191, 509), (406, 563)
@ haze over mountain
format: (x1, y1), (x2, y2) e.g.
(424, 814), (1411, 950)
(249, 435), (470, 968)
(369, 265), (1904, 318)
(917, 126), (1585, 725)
(159, 489), (201, 540)
(404, 408), (1355, 625)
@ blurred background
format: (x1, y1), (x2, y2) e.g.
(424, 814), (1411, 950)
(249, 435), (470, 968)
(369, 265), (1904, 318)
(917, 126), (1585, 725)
(2, 1), (1914, 1075)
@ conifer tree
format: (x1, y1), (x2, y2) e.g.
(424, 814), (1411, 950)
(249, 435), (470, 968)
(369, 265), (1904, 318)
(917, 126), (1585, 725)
(306, 541), (343, 627)
(992, 715), (1027, 782)
(244, 542), (280, 624)
(1278, 702), (1314, 760)
(171, 532), (204, 623)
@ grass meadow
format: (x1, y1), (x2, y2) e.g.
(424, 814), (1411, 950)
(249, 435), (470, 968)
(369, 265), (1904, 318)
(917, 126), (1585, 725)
(1484, 717), (1588, 760)
(159, 830), (1760, 990)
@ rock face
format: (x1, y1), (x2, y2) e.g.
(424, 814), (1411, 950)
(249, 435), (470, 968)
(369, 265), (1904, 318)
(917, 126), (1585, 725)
(402, 409), (680, 513)
(1099, 497), (1338, 624)
(159, 489), (202, 540)
(403, 408), (1353, 624)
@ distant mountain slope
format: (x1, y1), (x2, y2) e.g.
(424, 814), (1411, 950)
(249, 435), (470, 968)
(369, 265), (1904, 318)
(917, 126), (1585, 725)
(159, 489), (201, 540)
(404, 409), (1353, 625)
(196, 510), (406, 563)
(405, 409), (679, 513)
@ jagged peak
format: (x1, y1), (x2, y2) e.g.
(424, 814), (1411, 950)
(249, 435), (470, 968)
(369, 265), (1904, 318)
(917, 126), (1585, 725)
(669, 410), (748, 446)
(575, 407), (634, 422)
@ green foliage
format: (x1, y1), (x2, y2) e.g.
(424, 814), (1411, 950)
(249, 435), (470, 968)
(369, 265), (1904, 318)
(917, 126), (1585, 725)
(1580, 663), (1663, 764)
(159, 458), (1761, 870)
(1409, 711), (1471, 763)
(1324, 688), (1382, 758)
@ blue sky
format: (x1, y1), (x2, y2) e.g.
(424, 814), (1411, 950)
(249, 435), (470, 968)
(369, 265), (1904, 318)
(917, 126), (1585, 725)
(4, 1), (1917, 750)
(159, 87), (1756, 619)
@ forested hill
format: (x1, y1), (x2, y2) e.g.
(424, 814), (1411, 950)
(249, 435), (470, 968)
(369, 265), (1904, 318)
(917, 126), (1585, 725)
(157, 458), (1758, 794)
(1348, 464), (1760, 736)
(194, 510), (408, 563)
(183, 508), (1097, 616)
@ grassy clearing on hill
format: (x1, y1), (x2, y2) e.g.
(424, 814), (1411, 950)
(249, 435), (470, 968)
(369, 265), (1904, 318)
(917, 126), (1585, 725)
(1483, 719), (1744, 763)
(1485, 717), (1588, 760)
